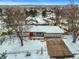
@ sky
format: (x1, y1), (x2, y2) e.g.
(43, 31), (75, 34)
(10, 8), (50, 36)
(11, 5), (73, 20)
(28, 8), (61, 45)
(0, 0), (79, 5)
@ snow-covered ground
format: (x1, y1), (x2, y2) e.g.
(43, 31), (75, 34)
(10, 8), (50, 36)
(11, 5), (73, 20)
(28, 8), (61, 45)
(0, 36), (50, 59)
(0, 35), (79, 59)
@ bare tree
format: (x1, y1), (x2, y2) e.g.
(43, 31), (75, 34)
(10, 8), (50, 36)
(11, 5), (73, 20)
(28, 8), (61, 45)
(4, 7), (26, 46)
(54, 7), (61, 26)
(68, 0), (79, 43)
(14, 9), (26, 46)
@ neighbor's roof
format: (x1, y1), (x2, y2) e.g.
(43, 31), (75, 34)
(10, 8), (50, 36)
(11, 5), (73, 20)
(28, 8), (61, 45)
(29, 26), (64, 33)
(26, 15), (47, 24)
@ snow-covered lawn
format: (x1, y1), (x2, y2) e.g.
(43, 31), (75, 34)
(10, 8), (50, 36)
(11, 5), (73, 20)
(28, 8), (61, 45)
(0, 36), (49, 59)
(0, 35), (79, 59)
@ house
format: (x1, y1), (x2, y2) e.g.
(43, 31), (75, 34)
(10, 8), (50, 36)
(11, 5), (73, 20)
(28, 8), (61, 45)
(28, 26), (74, 59)
(28, 26), (64, 40)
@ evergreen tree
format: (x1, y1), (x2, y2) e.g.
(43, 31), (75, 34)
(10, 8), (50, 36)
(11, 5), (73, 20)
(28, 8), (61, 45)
(25, 9), (29, 17)
(0, 8), (2, 13)
(33, 9), (37, 17)
(42, 9), (46, 17)
(29, 9), (34, 16)
(0, 8), (2, 15)
(29, 9), (37, 17)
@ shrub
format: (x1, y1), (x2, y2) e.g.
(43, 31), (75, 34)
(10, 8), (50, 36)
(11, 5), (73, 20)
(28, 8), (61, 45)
(1, 32), (7, 35)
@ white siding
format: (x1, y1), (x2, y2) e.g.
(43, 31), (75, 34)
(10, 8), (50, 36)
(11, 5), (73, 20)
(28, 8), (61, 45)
(44, 33), (62, 37)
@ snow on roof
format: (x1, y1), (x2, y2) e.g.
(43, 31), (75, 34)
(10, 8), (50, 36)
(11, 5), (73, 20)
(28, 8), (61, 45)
(26, 15), (47, 24)
(29, 26), (64, 33)
(63, 35), (79, 55)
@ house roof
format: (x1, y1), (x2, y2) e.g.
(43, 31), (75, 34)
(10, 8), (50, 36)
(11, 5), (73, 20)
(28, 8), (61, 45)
(29, 26), (64, 33)
(26, 15), (47, 24)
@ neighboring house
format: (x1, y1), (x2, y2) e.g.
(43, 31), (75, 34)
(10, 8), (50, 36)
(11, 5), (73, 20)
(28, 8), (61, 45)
(25, 15), (48, 25)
